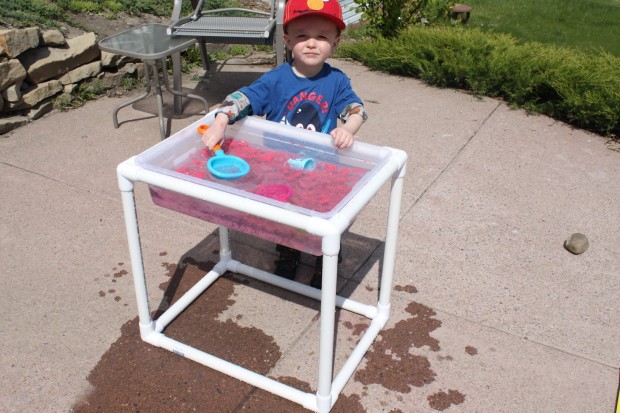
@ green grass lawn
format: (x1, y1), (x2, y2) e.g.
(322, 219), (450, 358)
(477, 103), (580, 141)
(466, 0), (620, 56)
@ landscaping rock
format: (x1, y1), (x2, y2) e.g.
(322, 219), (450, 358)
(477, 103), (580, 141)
(58, 60), (102, 85)
(564, 233), (589, 255)
(40, 29), (67, 47)
(0, 27), (40, 58)
(6, 79), (63, 111)
(100, 50), (136, 68)
(0, 59), (27, 91)
(2, 81), (23, 102)
(28, 99), (55, 120)
(18, 32), (99, 84)
(0, 115), (29, 134)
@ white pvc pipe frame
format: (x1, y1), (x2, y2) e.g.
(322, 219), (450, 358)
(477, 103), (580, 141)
(117, 146), (407, 413)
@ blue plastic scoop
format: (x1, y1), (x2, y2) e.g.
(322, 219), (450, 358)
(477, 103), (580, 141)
(198, 124), (250, 180)
(207, 143), (250, 180)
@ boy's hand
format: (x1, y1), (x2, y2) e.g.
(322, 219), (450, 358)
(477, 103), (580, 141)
(201, 113), (229, 149)
(330, 127), (355, 149)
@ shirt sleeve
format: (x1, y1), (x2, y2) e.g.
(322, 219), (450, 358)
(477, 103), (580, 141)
(339, 102), (368, 123)
(333, 70), (368, 123)
(239, 70), (278, 118)
(215, 91), (253, 124)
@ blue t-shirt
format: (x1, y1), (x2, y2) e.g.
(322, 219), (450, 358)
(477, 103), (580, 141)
(239, 62), (362, 134)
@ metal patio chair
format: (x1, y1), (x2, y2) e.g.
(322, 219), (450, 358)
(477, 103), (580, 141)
(168, 0), (286, 68)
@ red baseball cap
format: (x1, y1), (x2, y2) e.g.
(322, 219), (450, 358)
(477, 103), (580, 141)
(284, 0), (346, 30)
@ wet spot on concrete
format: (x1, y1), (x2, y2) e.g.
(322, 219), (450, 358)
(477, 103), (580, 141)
(465, 346), (478, 356)
(113, 269), (127, 278)
(74, 260), (280, 412)
(365, 285), (374, 292)
(108, 289), (115, 294)
(399, 301), (441, 351)
(98, 290), (105, 297)
(343, 320), (370, 337)
(114, 296), (121, 302)
(354, 301), (442, 392)
(394, 284), (418, 294)
(159, 251), (167, 256)
(427, 389), (465, 411)
(437, 354), (453, 361)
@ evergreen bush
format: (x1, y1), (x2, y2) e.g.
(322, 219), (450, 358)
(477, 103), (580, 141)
(339, 27), (620, 137)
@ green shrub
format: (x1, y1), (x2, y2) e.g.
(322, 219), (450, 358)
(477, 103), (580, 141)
(0, 0), (80, 29)
(61, 1), (103, 13)
(338, 26), (620, 137)
(353, 0), (454, 38)
(54, 79), (107, 111)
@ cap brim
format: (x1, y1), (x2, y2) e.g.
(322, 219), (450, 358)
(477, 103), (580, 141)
(286, 12), (346, 30)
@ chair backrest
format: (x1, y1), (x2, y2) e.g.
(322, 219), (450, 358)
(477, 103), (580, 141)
(170, 0), (286, 65)
(172, 0), (277, 21)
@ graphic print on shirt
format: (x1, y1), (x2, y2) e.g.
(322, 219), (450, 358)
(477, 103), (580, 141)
(279, 92), (332, 133)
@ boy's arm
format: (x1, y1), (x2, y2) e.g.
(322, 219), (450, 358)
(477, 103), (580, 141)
(201, 91), (253, 149)
(202, 112), (229, 149)
(331, 103), (367, 148)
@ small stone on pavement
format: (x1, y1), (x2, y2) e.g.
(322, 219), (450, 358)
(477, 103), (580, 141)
(564, 233), (589, 255)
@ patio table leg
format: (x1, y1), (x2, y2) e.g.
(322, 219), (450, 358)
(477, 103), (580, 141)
(112, 77), (151, 129)
(112, 60), (167, 138)
(172, 52), (183, 115)
(161, 56), (209, 114)
(149, 61), (168, 139)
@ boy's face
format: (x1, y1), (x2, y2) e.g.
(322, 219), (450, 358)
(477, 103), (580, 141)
(284, 15), (341, 71)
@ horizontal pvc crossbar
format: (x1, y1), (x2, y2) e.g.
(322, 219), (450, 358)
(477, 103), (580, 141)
(152, 257), (378, 335)
(154, 262), (226, 333)
(229, 260), (378, 319)
(143, 331), (318, 411)
(145, 308), (389, 413)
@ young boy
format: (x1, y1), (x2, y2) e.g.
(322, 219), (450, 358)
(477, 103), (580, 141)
(201, 0), (367, 288)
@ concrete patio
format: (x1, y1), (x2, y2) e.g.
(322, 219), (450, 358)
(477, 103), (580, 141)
(1, 57), (618, 412)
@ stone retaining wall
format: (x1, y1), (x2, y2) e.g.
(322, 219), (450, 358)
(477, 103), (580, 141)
(0, 27), (142, 135)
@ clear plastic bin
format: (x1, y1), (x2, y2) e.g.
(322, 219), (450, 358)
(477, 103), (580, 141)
(135, 115), (391, 255)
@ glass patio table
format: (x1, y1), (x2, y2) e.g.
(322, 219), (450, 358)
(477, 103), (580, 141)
(99, 23), (208, 139)
(117, 113), (408, 412)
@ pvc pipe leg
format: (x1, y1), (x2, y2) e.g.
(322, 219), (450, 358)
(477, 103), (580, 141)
(218, 226), (231, 261)
(119, 186), (154, 336)
(378, 170), (406, 308)
(316, 252), (339, 412)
